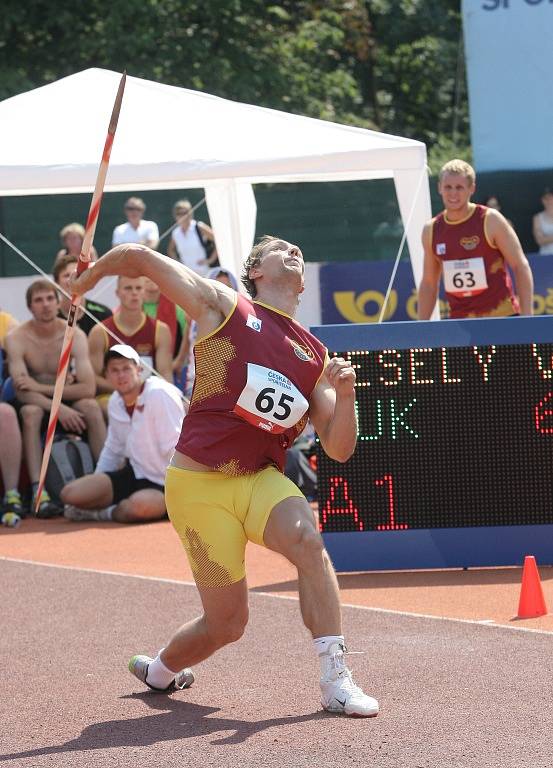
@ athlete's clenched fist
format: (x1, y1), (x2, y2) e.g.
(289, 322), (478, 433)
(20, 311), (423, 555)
(325, 356), (356, 396)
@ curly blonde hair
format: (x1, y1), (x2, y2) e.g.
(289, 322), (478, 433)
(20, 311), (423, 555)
(241, 234), (278, 298)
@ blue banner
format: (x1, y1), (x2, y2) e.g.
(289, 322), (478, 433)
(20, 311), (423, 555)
(320, 254), (553, 324)
(462, 0), (553, 171)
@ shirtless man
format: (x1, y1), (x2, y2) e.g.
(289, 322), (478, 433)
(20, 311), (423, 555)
(88, 276), (173, 397)
(5, 279), (106, 517)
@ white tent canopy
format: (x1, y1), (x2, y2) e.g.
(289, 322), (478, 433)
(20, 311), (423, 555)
(0, 68), (431, 293)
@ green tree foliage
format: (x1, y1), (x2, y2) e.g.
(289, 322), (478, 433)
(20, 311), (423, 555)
(0, 0), (469, 156)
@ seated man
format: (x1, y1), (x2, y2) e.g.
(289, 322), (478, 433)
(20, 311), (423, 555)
(61, 344), (185, 523)
(53, 253), (112, 336)
(5, 279), (106, 517)
(88, 276), (173, 401)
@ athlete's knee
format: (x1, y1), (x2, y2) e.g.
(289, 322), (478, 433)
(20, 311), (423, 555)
(290, 525), (326, 570)
(205, 603), (249, 647)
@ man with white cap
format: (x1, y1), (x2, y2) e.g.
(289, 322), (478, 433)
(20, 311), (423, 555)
(61, 344), (185, 523)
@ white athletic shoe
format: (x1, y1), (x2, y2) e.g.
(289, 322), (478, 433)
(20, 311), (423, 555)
(319, 642), (379, 718)
(128, 654), (195, 692)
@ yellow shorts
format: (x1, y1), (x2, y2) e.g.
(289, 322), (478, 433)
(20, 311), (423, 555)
(165, 464), (304, 588)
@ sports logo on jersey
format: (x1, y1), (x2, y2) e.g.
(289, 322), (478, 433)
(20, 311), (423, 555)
(290, 339), (314, 362)
(460, 236), (480, 251)
(436, 243), (446, 255)
(246, 313), (262, 332)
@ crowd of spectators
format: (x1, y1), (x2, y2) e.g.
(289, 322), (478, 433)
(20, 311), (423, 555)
(3, 180), (549, 527)
(0, 196), (223, 526)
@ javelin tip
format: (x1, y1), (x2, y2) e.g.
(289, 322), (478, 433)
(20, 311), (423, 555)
(108, 71), (127, 134)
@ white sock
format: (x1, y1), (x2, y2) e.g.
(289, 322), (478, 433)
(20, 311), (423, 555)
(145, 649), (178, 689)
(314, 635), (346, 680)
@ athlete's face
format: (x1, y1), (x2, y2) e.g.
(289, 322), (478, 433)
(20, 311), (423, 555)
(105, 357), (142, 395)
(251, 239), (305, 291)
(438, 173), (475, 213)
(116, 277), (145, 311)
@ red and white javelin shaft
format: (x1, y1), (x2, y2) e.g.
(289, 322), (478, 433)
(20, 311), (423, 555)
(35, 72), (126, 514)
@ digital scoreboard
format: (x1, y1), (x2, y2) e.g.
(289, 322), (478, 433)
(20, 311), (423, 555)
(312, 317), (553, 571)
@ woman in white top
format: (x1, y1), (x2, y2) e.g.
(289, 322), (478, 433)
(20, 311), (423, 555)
(167, 199), (218, 276)
(532, 188), (553, 255)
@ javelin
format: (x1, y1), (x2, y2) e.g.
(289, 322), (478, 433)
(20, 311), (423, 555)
(34, 72), (126, 514)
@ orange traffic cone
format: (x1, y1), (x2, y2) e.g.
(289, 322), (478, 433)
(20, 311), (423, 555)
(517, 555), (548, 619)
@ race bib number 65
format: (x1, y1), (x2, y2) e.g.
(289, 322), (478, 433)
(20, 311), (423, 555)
(233, 363), (308, 433)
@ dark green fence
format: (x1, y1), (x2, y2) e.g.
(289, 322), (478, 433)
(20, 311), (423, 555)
(0, 169), (551, 278)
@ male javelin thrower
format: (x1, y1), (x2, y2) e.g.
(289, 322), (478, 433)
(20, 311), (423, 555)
(70, 235), (379, 718)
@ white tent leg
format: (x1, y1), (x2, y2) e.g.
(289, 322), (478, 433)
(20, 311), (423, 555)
(393, 167), (438, 320)
(205, 181), (257, 285)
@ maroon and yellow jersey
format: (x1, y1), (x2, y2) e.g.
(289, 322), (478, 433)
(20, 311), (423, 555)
(100, 312), (160, 368)
(176, 294), (327, 475)
(432, 204), (519, 319)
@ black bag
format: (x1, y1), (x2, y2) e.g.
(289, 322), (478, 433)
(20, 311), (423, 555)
(45, 437), (95, 503)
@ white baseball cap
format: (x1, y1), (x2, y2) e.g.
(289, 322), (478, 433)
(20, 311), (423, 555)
(104, 344), (140, 367)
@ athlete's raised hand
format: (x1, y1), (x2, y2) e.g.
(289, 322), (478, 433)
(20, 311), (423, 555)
(325, 356), (356, 397)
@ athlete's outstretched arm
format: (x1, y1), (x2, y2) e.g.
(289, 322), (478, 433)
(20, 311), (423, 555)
(309, 357), (357, 463)
(71, 244), (234, 326)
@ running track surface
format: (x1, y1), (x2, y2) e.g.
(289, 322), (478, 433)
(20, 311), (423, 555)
(2, 519), (553, 767)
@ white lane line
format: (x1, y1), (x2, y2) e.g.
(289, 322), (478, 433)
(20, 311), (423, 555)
(2, 555), (552, 636)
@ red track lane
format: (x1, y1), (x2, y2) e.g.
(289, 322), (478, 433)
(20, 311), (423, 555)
(1, 517), (552, 630)
(2, 558), (553, 768)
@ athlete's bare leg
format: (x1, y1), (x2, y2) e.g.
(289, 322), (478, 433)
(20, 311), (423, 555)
(263, 496), (342, 638)
(160, 578), (249, 672)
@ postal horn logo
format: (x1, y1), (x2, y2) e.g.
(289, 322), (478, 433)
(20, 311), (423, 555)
(460, 235), (479, 251)
(290, 339), (314, 362)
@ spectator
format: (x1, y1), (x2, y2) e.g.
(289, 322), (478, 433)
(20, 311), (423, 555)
(418, 159), (533, 319)
(88, 276), (173, 398)
(61, 344), (185, 523)
(0, 403), (24, 523)
(167, 199), (218, 276)
(183, 266), (238, 397)
(112, 197), (159, 249)
(142, 277), (189, 380)
(532, 187), (553, 255)
(53, 253), (112, 336)
(5, 279), (106, 517)
(56, 222), (98, 262)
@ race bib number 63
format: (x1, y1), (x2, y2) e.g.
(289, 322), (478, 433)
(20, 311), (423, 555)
(233, 363), (308, 433)
(443, 257), (488, 298)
